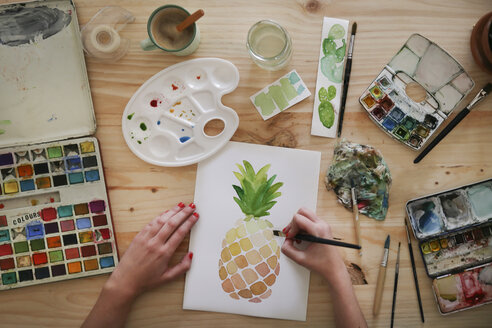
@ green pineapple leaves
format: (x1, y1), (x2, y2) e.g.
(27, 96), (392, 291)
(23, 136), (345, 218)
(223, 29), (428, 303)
(232, 160), (283, 218)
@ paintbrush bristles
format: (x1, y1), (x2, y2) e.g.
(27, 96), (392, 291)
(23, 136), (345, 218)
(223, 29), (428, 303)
(351, 22), (357, 34)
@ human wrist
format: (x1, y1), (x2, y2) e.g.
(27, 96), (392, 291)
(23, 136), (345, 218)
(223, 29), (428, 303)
(321, 258), (350, 288)
(103, 273), (139, 304)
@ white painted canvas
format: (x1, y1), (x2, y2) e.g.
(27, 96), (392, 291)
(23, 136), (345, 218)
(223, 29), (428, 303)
(250, 70), (311, 120)
(183, 141), (321, 321)
(311, 17), (349, 138)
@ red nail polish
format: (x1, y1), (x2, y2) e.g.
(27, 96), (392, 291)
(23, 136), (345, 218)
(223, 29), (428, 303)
(189, 203), (196, 209)
(285, 232), (289, 238)
(282, 227), (287, 233)
(188, 252), (193, 260)
(193, 212), (199, 218)
(178, 202), (185, 208)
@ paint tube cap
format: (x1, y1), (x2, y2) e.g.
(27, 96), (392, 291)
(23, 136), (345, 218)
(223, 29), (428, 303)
(81, 6), (135, 62)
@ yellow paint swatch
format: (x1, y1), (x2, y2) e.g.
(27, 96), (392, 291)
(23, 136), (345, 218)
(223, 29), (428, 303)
(80, 141), (95, 153)
(239, 238), (253, 251)
(229, 242), (241, 256)
(4, 180), (18, 194)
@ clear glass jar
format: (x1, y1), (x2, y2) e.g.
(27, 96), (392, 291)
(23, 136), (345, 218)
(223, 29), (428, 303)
(246, 20), (292, 71)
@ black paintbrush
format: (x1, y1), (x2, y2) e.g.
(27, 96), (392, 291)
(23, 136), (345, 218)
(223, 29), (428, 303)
(273, 230), (361, 250)
(414, 83), (492, 163)
(390, 242), (401, 328)
(337, 22), (357, 138)
(405, 219), (425, 322)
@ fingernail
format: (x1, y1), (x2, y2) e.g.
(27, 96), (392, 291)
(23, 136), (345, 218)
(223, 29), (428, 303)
(285, 232), (289, 238)
(178, 202), (185, 208)
(193, 212), (199, 219)
(285, 226), (291, 234)
(188, 252), (193, 260)
(282, 227), (287, 233)
(189, 203), (196, 209)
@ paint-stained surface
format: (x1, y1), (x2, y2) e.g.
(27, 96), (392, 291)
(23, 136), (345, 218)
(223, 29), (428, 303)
(0, 6), (71, 46)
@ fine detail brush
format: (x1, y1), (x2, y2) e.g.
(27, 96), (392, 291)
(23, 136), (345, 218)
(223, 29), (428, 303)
(351, 179), (362, 256)
(405, 219), (425, 322)
(373, 235), (390, 316)
(391, 242), (401, 328)
(337, 22), (357, 137)
(273, 230), (361, 250)
(414, 83), (492, 163)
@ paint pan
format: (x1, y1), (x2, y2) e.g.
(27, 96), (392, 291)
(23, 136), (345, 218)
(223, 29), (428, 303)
(359, 34), (474, 150)
(122, 58), (240, 167)
(433, 263), (492, 314)
(405, 178), (492, 314)
(0, 0), (118, 291)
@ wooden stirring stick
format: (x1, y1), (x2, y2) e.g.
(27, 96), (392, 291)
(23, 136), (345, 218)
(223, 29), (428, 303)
(176, 9), (204, 32)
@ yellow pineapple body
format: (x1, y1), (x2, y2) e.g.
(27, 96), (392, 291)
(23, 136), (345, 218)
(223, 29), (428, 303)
(219, 218), (280, 303)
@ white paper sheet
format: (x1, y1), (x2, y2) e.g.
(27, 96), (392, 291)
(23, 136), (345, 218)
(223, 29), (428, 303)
(311, 17), (349, 138)
(183, 141), (321, 321)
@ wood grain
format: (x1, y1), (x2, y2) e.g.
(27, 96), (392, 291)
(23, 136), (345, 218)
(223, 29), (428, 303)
(0, 0), (491, 327)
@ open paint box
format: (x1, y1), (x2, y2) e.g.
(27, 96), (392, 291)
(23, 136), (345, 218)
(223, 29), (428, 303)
(359, 34), (474, 150)
(0, 0), (118, 290)
(405, 179), (492, 314)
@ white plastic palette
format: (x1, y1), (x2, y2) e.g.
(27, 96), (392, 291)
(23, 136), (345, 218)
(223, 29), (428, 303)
(122, 58), (240, 166)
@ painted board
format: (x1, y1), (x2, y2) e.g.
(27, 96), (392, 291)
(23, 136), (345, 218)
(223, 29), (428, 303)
(183, 141), (321, 321)
(122, 58), (240, 167)
(0, 0), (95, 148)
(311, 17), (349, 138)
(250, 70), (310, 120)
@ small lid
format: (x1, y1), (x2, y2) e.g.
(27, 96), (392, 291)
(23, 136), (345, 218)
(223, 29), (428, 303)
(0, 0), (95, 149)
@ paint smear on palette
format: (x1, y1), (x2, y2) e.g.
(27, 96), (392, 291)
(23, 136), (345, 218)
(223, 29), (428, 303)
(0, 120), (11, 135)
(168, 98), (198, 123)
(162, 80), (186, 99)
(433, 263), (492, 314)
(0, 6), (72, 46)
(250, 70), (311, 120)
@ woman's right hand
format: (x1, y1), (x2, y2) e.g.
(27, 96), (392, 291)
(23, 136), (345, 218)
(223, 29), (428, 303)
(280, 207), (346, 283)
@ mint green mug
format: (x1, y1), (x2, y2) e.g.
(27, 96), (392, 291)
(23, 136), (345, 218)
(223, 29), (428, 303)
(140, 5), (200, 56)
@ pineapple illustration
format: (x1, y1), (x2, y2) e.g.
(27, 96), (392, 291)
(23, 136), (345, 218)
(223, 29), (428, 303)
(218, 160), (283, 303)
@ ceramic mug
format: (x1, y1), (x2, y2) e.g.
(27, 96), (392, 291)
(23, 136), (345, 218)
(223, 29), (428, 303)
(140, 5), (200, 56)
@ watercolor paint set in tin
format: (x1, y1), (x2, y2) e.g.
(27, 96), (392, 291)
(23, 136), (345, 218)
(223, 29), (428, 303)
(405, 178), (492, 314)
(359, 34), (474, 150)
(0, 0), (118, 290)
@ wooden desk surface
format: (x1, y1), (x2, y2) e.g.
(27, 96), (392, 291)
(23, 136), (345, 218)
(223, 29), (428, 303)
(1, 0), (491, 326)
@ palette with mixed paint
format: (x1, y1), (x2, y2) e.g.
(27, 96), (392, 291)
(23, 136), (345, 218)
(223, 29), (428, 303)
(359, 34), (474, 150)
(122, 58), (240, 167)
(405, 179), (492, 314)
(0, 138), (118, 290)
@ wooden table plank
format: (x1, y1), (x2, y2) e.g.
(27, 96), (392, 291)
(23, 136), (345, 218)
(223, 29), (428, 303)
(0, 0), (491, 326)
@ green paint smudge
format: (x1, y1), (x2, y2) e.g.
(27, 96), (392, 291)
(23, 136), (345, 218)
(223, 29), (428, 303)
(320, 24), (346, 83)
(140, 123), (147, 131)
(127, 113), (135, 120)
(0, 129), (5, 135)
(0, 120), (12, 125)
(255, 92), (275, 116)
(137, 140), (142, 144)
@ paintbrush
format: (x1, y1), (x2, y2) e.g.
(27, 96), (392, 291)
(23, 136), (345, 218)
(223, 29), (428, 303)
(337, 22), (357, 137)
(414, 83), (492, 163)
(351, 179), (362, 256)
(405, 219), (425, 322)
(373, 235), (390, 316)
(390, 242), (401, 328)
(273, 230), (361, 250)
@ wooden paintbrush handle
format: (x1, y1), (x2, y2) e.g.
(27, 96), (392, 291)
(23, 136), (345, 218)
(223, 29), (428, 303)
(373, 265), (387, 315)
(352, 202), (361, 255)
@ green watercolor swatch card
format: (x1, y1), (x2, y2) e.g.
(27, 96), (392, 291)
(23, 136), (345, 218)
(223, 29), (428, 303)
(250, 70), (311, 120)
(311, 17), (349, 138)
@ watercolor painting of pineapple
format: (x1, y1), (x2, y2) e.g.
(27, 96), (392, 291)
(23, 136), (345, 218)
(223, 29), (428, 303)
(218, 160), (283, 303)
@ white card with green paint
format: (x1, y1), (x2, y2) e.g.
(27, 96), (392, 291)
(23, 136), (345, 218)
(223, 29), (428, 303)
(250, 70), (310, 120)
(311, 17), (349, 138)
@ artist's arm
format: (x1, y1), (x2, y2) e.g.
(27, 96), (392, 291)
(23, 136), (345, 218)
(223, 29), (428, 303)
(82, 203), (199, 328)
(281, 208), (367, 328)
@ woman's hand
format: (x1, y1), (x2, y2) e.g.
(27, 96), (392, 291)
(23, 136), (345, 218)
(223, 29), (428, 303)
(280, 207), (345, 282)
(105, 202), (199, 299)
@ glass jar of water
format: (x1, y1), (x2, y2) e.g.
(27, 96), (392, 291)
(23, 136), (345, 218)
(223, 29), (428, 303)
(246, 20), (292, 71)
